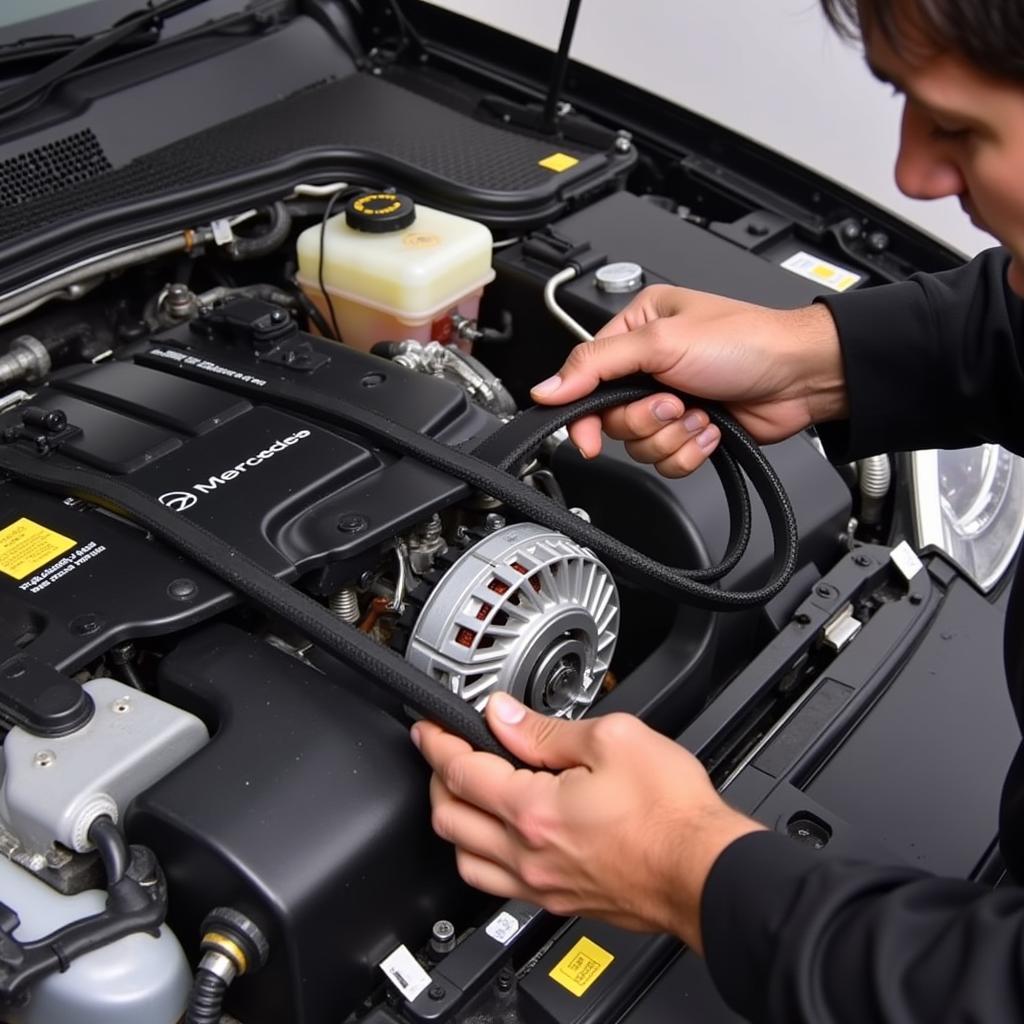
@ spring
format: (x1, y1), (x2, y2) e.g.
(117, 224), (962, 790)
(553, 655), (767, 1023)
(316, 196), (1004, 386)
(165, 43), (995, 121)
(329, 587), (360, 624)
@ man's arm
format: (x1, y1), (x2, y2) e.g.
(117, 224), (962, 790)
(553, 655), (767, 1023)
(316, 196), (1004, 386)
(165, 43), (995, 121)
(818, 246), (1024, 460)
(703, 830), (1024, 1022)
(413, 697), (1024, 1023)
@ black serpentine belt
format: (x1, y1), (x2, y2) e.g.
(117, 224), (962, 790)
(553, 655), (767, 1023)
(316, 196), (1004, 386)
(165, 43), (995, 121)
(0, 375), (797, 760)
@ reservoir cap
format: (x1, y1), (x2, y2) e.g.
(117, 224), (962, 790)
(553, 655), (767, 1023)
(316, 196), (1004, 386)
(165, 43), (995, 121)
(346, 192), (417, 233)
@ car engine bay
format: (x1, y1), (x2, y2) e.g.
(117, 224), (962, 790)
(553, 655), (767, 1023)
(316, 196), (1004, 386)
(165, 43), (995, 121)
(0, 5), (1017, 1023)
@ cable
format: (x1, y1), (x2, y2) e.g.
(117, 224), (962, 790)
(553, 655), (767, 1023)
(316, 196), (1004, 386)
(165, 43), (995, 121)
(317, 186), (364, 343)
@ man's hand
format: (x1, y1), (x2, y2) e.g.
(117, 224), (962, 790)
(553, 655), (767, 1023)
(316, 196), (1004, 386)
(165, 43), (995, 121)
(530, 285), (847, 476)
(411, 693), (762, 953)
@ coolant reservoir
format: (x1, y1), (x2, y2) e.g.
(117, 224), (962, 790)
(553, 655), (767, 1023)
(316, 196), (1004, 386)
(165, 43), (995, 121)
(296, 191), (494, 351)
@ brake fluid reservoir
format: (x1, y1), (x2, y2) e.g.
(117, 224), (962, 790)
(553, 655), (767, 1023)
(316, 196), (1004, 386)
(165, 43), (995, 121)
(296, 192), (494, 352)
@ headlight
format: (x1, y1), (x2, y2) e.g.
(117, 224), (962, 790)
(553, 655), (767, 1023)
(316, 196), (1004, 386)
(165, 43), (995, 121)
(911, 445), (1024, 592)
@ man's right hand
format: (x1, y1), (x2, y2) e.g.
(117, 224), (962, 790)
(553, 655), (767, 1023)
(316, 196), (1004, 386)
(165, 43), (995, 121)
(530, 285), (849, 477)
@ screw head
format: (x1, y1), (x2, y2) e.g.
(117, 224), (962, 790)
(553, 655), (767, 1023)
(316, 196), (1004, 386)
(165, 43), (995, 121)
(427, 984), (446, 1001)
(68, 613), (102, 637)
(168, 578), (198, 602)
(496, 968), (515, 992)
(484, 513), (506, 533)
(853, 553), (872, 567)
(33, 751), (55, 768)
(361, 372), (386, 388)
(338, 513), (369, 534)
(815, 583), (836, 599)
(432, 919), (455, 942)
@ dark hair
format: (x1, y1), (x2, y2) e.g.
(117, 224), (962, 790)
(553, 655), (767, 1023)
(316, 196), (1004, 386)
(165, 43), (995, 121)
(820, 0), (1024, 80)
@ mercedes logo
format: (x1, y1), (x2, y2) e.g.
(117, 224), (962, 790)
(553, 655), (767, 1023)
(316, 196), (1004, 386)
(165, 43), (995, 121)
(159, 491), (198, 512)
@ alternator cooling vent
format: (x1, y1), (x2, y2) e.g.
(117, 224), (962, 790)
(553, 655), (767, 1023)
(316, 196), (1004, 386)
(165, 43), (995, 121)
(0, 130), (112, 209)
(404, 523), (619, 719)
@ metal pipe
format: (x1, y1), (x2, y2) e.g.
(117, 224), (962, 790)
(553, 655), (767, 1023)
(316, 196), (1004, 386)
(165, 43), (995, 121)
(543, 266), (592, 343)
(543, 0), (584, 130)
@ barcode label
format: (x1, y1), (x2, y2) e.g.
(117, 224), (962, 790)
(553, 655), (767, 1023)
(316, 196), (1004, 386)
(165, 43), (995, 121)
(380, 945), (432, 1002)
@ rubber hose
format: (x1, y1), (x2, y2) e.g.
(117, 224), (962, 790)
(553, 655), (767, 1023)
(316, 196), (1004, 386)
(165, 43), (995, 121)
(228, 202), (292, 260)
(87, 815), (128, 887)
(185, 969), (228, 1024)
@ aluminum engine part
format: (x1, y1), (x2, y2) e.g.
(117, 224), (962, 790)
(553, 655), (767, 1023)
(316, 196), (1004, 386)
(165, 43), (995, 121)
(404, 523), (619, 718)
(0, 678), (209, 856)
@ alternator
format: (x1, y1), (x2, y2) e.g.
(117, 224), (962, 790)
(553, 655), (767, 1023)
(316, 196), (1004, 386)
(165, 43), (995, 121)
(404, 523), (619, 719)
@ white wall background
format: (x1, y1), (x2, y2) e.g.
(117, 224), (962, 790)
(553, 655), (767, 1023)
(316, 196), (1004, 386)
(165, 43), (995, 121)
(428, 0), (995, 258)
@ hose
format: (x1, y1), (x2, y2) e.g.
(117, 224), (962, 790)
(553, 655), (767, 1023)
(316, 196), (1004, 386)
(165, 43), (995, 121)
(87, 815), (128, 886)
(185, 969), (227, 1024)
(858, 454), (891, 526)
(227, 202), (292, 261)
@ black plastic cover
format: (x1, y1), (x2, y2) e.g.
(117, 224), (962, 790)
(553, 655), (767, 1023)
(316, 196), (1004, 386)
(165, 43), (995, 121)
(127, 625), (486, 1024)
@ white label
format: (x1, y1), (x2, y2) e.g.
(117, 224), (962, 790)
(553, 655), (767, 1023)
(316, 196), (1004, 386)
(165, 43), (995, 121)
(379, 944), (432, 1002)
(890, 540), (924, 581)
(211, 218), (235, 246)
(485, 911), (520, 945)
(780, 251), (861, 292)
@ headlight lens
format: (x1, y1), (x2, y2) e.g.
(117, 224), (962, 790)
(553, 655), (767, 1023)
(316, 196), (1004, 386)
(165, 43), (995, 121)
(911, 445), (1024, 592)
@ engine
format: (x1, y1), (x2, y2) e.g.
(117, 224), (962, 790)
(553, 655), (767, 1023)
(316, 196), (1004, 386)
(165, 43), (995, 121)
(0, 187), (852, 1024)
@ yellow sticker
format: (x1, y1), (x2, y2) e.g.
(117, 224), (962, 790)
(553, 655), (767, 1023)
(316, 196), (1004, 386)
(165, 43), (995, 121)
(548, 936), (614, 997)
(538, 152), (579, 173)
(0, 518), (76, 581)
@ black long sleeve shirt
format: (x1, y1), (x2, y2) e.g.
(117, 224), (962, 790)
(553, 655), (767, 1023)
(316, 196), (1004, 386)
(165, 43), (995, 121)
(701, 247), (1024, 1022)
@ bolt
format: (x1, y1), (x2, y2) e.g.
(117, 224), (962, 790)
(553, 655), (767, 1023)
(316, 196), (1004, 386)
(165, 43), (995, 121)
(484, 513), (506, 533)
(68, 613), (102, 637)
(853, 553), (872, 567)
(430, 919), (457, 955)
(794, 612), (812, 625)
(569, 506), (592, 523)
(746, 222), (770, 237)
(338, 513), (369, 534)
(867, 230), (890, 252)
(270, 309), (287, 323)
(33, 751), (55, 768)
(496, 968), (515, 992)
(815, 583), (835, 599)
(614, 133), (632, 153)
(167, 578), (198, 602)
(427, 984), (446, 1002)
(841, 220), (862, 240)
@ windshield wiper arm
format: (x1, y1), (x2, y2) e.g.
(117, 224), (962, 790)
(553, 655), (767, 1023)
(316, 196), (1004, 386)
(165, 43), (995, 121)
(0, 0), (218, 121)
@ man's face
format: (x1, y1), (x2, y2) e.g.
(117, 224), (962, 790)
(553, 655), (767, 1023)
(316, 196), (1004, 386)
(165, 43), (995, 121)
(865, 24), (1024, 293)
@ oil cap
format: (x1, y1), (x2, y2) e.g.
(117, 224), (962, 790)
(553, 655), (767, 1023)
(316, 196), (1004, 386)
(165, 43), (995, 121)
(346, 192), (416, 233)
(595, 261), (644, 294)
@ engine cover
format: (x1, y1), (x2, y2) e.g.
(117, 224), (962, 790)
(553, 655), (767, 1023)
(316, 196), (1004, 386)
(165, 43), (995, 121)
(0, 316), (498, 671)
(127, 624), (482, 1024)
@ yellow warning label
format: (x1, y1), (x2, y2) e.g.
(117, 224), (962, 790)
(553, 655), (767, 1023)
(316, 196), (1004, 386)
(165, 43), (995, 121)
(549, 936), (614, 997)
(538, 152), (579, 173)
(0, 518), (76, 581)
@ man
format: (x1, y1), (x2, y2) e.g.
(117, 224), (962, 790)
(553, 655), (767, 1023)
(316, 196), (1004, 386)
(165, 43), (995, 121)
(410, 0), (1024, 1018)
